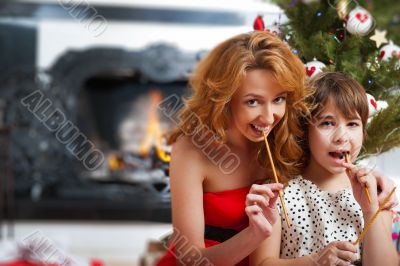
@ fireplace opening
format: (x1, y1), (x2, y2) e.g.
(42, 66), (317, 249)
(77, 72), (186, 189)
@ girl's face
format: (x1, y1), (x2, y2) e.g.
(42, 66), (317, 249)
(308, 99), (364, 175)
(230, 69), (287, 142)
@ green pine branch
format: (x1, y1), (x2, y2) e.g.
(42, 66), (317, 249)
(363, 96), (400, 155)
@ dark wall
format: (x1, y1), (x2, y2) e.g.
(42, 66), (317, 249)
(0, 21), (36, 74)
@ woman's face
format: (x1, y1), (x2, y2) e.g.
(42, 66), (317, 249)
(230, 69), (288, 142)
(307, 99), (364, 175)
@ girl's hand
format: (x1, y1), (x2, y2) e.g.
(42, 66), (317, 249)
(310, 241), (358, 266)
(371, 169), (399, 210)
(245, 183), (283, 239)
(342, 162), (379, 213)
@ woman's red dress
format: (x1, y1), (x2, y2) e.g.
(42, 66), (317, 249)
(156, 186), (251, 266)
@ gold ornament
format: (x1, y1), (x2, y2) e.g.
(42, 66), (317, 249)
(367, 61), (377, 72)
(369, 29), (388, 48)
(337, 0), (350, 19)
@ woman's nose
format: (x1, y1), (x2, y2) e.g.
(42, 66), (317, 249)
(260, 104), (275, 125)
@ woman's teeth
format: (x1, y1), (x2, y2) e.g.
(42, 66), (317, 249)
(251, 124), (270, 133)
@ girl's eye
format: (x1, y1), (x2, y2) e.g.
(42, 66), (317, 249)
(320, 121), (334, 127)
(246, 99), (258, 106)
(348, 122), (360, 127)
(274, 96), (286, 104)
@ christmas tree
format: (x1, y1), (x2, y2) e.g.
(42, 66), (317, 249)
(268, 0), (400, 157)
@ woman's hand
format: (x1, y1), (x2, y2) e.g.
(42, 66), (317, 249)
(371, 169), (398, 210)
(245, 183), (283, 239)
(342, 162), (379, 213)
(310, 241), (358, 266)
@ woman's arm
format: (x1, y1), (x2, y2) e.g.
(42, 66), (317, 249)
(372, 170), (398, 210)
(362, 210), (398, 266)
(342, 163), (399, 266)
(170, 137), (271, 266)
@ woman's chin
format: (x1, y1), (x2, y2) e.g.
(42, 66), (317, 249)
(244, 129), (258, 139)
(246, 134), (264, 143)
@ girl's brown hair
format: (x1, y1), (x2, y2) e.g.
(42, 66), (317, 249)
(169, 31), (310, 178)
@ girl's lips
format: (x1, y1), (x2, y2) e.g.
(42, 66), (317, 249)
(329, 151), (346, 160)
(328, 151), (349, 165)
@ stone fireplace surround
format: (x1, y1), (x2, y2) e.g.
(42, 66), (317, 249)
(0, 43), (200, 222)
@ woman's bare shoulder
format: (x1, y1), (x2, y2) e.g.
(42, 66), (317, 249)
(172, 136), (205, 159)
(169, 136), (208, 187)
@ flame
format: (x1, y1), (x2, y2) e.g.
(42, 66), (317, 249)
(139, 90), (171, 162)
(108, 153), (124, 170)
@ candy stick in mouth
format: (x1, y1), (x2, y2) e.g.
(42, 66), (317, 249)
(263, 130), (291, 228)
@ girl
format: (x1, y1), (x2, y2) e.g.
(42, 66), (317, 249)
(156, 31), (309, 266)
(251, 72), (399, 266)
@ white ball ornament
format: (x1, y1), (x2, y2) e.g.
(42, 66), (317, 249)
(345, 6), (374, 36)
(305, 58), (326, 78)
(379, 41), (400, 61)
(366, 93), (388, 117)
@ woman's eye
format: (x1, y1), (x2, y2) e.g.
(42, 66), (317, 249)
(247, 99), (258, 106)
(274, 96), (286, 104)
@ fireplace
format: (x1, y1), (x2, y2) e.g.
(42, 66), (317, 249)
(0, 44), (199, 222)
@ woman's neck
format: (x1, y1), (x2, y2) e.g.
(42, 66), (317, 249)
(302, 158), (351, 193)
(225, 127), (252, 151)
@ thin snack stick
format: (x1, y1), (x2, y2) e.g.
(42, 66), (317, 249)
(353, 187), (397, 245)
(345, 153), (372, 204)
(263, 131), (291, 228)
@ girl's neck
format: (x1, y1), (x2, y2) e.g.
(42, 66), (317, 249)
(302, 158), (351, 193)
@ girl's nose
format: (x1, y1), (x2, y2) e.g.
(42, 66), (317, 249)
(332, 125), (350, 144)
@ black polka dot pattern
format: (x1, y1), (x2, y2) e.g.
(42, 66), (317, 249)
(277, 176), (363, 259)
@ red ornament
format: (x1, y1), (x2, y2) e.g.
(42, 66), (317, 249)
(306, 66), (316, 77)
(253, 15), (265, 31)
(379, 50), (385, 59)
(333, 28), (346, 42)
(90, 259), (104, 266)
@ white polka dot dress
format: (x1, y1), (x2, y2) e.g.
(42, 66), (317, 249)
(277, 176), (363, 259)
